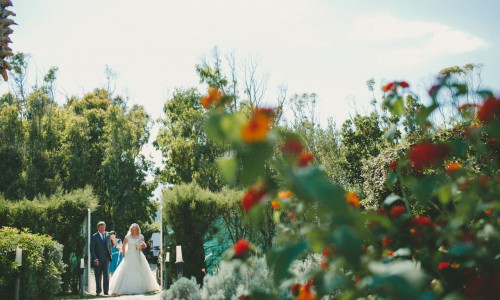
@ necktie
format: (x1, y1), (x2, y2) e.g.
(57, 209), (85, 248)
(101, 233), (104, 240)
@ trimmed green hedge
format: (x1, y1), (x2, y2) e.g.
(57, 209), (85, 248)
(0, 187), (98, 293)
(0, 227), (65, 299)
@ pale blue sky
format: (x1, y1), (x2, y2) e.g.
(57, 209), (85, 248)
(3, 0), (499, 127)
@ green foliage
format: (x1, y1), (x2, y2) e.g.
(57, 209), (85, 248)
(163, 277), (202, 300)
(163, 183), (220, 283)
(155, 88), (224, 191)
(339, 112), (384, 188)
(361, 145), (408, 209)
(0, 188), (98, 293)
(0, 74), (157, 239)
(204, 73), (500, 299)
(0, 227), (65, 300)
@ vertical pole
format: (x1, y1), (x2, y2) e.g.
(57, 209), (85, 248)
(14, 277), (20, 300)
(165, 252), (170, 289)
(159, 201), (163, 288)
(14, 247), (22, 300)
(87, 208), (91, 292)
(80, 259), (84, 298)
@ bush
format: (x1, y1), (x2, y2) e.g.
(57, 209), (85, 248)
(0, 227), (65, 300)
(0, 187), (98, 293)
(163, 277), (201, 300)
(201, 256), (274, 299)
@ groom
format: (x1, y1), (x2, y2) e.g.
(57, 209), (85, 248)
(90, 221), (112, 295)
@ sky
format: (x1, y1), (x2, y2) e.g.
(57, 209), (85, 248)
(2, 0), (500, 168)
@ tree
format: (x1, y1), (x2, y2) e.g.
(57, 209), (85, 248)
(163, 183), (219, 283)
(155, 87), (224, 191)
(339, 112), (384, 189)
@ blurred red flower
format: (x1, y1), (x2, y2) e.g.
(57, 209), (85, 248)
(390, 205), (406, 219)
(399, 81), (409, 88)
(282, 139), (303, 156)
(241, 184), (266, 212)
(409, 142), (448, 171)
(477, 97), (500, 123)
(382, 82), (395, 92)
(438, 262), (450, 270)
(233, 239), (250, 258)
(382, 237), (394, 247)
(410, 216), (433, 227)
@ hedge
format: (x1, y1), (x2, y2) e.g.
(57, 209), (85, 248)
(0, 186), (98, 293)
(0, 227), (64, 299)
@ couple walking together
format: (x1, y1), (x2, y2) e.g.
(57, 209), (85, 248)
(90, 221), (160, 296)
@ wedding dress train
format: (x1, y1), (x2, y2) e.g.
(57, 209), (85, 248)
(109, 234), (160, 295)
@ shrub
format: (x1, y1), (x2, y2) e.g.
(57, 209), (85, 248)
(201, 256), (274, 299)
(163, 277), (201, 300)
(0, 227), (65, 300)
(0, 187), (98, 293)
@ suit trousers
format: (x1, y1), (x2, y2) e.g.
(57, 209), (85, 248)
(94, 259), (110, 294)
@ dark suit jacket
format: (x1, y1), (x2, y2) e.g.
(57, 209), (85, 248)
(90, 231), (112, 264)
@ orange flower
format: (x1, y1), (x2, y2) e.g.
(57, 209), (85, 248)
(234, 239), (250, 258)
(345, 192), (360, 208)
(297, 280), (316, 300)
(485, 208), (493, 215)
(298, 152), (314, 167)
(271, 200), (280, 210)
(445, 162), (462, 174)
(278, 191), (292, 199)
(201, 87), (224, 108)
(241, 108), (274, 143)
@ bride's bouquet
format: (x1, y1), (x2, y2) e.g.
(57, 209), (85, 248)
(135, 241), (146, 251)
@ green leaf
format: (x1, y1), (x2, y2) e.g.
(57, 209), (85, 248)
(332, 225), (363, 266)
(216, 157), (237, 185)
(393, 97), (405, 116)
(267, 241), (307, 284)
(240, 144), (272, 184)
(384, 124), (398, 142)
(436, 184), (452, 205)
(292, 166), (348, 217)
(205, 112), (226, 145)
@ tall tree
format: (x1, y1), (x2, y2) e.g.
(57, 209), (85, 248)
(155, 87), (224, 192)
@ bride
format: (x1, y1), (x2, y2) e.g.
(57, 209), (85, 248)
(109, 223), (160, 295)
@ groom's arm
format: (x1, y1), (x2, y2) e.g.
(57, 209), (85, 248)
(90, 235), (98, 265)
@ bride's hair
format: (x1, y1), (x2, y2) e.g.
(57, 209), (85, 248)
(127, 223), (141, 236)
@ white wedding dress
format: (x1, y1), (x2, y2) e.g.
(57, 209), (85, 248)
(109, 234), (160, 295)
